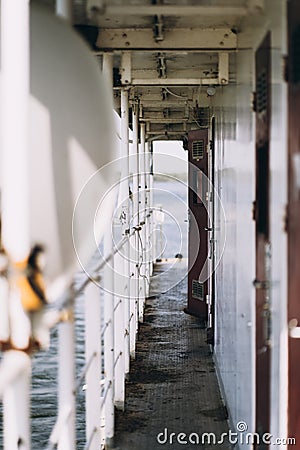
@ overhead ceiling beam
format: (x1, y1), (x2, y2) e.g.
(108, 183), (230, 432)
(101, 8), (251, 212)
(140, 118), (189, 123)
(96, 28), (237, 50)
(131, 77), (219, 86)
(131, 68), (218, 79)
(137, 101), (189, 108)
(139, 102), (211, 109)
(147, 131), (187, 135)
(96, 5), (248, 17)
(130, 53), (229, 87)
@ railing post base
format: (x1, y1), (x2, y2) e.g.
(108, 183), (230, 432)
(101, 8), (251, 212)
(114, 400), (125, 412)
(105, 435), (115, 449)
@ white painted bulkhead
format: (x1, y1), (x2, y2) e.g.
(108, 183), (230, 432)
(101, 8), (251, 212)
(214, 51), (256, 442)
(213, 0), (288, 447)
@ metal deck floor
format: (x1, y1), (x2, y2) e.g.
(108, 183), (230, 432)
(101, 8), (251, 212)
(114, 260), (230, 450)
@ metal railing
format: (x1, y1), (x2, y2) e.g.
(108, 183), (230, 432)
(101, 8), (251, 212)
(0, 2), (158, 448)
(45, 150), (154, 449)
(0, 153), (154, 450)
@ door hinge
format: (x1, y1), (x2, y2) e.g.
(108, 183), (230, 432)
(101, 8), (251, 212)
(253, 279), (270, 290)
(252, 92), (257, 112)
(283, 204), (289, 233)
(283, 55), (289, 83)
(252, 201), (257, 221)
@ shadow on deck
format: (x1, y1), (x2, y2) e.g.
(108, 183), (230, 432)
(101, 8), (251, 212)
(114, 260), (230, 450)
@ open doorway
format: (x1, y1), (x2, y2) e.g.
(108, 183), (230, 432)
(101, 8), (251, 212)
(152, 141), (188, 262)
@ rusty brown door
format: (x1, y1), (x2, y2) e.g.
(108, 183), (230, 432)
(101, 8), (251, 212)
(185, 129), (208, 321)
(254, 31), (271, 444)
(287, 1), (300, 445)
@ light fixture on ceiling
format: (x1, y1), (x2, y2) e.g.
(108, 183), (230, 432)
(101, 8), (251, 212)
(207, 87), (216, 96)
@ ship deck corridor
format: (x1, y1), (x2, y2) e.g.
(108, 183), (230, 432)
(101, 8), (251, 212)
(114, 260), (229, 450)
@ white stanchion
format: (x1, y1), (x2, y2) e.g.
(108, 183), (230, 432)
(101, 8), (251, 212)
(0, 0), (30, 264)
(85, 282), (102, 450)
(113, 278), (125, 411)
(58, 314), (76, 450)
(124, 232), (132, 375)
(2, 351), (31, 450)
(149, 147), (155, 275)
(113, 249), (125, 411)
(145, 142), (151, 297)
(129, 230), (138, 357)
(0, 1), (32, 448)
(103, 228), (115, 447)
(130, 105), (139, 355)
(138, 124), (146, 321)
(121, 89), (133, 374)
(102, 53), (114, 93)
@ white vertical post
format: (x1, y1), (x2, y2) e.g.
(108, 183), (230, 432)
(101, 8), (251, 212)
(113, 284), (125, 411)
(102, 53), (114, 93)
(159, 206), (164, 259)
(100, 51), (115, 449)
(2, 352), (31, 450)
(56, 0), (72, 23)
(139, 124), (146, 227)
(58, 309), (76, 450)
(85, 282), (102, 450)
(103, 228), (115, 447)
(55, 41), (72, 449)
(103, 54), (129, 404)
(55, 3), (76, 442)
(139, 123), (146, 321)
(0, 0), (30, 264)
(149, 143), (154, 276)
(1, 1), (31, 448)
(130, 104), (140, 358)
(145, 142), (153, 288)
(121, 89), (133, 374)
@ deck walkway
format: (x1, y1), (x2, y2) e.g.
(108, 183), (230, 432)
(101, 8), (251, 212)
(114, 260), (230, 450)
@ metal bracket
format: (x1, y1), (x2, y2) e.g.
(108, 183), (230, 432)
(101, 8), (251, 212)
(120, 52), (132, 85)
(218, 52), (229, 85)
(253, 279), (270, 290)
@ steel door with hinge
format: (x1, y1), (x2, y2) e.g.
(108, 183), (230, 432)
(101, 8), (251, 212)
(287, 1), (300, 445)
(185, 129), (209, 320)
(254, 31), (272, 446)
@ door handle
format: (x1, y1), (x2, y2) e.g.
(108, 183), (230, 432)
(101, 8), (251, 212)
(289, 318), (300, 338)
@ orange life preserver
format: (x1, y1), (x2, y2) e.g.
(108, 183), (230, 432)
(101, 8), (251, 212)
(14, 258), (47, 312)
